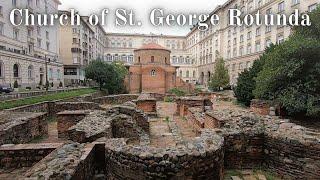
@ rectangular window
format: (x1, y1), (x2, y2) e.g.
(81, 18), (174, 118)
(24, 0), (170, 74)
(266, 26), (271, 33)
(0, 6), (3, 16)
(37, 38), (41, 48)
(256, 27), (261, 36)
(266, 39), (272, 48)
(256, 42), (261, 52)
(308, 4), (318, 12)
(278, 2), (285, 12)
(292, 0), (299, 5)
(12, 0), (17, 7)
(247, 45), (252, 54)
(28, 0), (32, 6)
(13, 29), (19, 40)
(46, 42), (50, 51)
(247, 31), (252, 40)
(37, 26), (41, 36)
(0, 23), (3, 35)
(277, 34), (285, 44)
(36, 0), (40, 7)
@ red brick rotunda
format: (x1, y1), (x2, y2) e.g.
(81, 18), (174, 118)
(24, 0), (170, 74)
(126, 43), (179, 94)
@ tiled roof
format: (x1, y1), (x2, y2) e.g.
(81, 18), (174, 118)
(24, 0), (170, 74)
(136, 43), (169, 51)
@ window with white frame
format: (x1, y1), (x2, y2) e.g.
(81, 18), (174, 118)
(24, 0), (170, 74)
(0, 6), (3, 16)
(247, 31), (252, 40)
(0, 23), (3, 35)
(13, 29), (19, 40)
(28, 65), (33, 79)
(12, 0), (17, 7)
(277, 34), (284, 44)
(308, 4), (318, 12)
(247, 44), (252, 54)
(266, 38), (272, 48)
(151, 69), (156, 77)
(37, 38), (41, 48)
(0, 61), (3, 77)
(239, 46), (244, 56)
(278, 2), (285, 12)
(256, 41), (261, 52)
(292, 0), (299, 5)
(256, 27), (261, 36)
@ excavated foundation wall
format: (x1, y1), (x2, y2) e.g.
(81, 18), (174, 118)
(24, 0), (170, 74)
(0, 143), (62, 169)
(0, 113), (48, 145)
(264, 135), (320, 179)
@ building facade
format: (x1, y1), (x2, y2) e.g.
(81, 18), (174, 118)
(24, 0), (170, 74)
(59, 12), (107, 86)
(105, 0), (319, 88)
(105, 33), (197, 84)
(185, 0), (320, 87)
(0, 0), (64, 88)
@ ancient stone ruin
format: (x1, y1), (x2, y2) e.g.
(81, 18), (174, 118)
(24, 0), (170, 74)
(0, 93), (319, 179)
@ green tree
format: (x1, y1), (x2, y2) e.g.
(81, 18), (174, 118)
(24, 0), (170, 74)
(85, 60), (128, 93)
(253, 7), (320, 118)
(105, 62), (128, 94)
(208, 57), (230, 91)
(234, 45), (275, 106)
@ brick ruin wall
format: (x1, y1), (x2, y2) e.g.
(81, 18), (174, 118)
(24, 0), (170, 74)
(250, 99), (272, 116)
(264, 133), (320, 179)
(105, 130), (224, 180)
(23, 143), (103, 179)
(57, 111), (89, 138)
(5, 101), (102, 116)
(136, 100), (157, 113)
(92, 94), (139, 105)
(189, 108), (320, 179)
(0, 143), (62, 169)
(0, 112), (48, 145)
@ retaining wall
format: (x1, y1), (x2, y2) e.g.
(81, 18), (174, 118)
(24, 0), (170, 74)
(0, 112), (48, 145)
(92, 94), (139, 105)
(0, 143), (62, 169)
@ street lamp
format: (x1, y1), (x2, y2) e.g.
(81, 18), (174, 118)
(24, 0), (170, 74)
(45, 54), (50, 91)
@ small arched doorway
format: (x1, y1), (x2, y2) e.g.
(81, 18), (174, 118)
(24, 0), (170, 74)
(200, 72), (204, 85)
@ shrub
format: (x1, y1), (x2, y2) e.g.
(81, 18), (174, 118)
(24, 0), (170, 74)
(169, 88), (186, 97)
(13, 80), (19, 88)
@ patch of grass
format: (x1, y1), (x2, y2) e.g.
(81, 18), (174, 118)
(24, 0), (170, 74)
(224, 169), (243, 179)
(46, 116), (57, 123)
(0, 88), (97, 110)
(252, 168), (278, 180)
(164, 96), (174, 102)
(164, 116), (170, 123)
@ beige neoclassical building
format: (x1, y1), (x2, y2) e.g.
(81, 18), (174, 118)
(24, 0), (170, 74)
(105, 33), (197, 84)
(185, 0), (320, 87)
(0, 0), (64, 88)
(106, 0), (319, 87)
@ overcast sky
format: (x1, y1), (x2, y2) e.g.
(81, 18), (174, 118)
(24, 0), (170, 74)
(59, 0), (226, 36)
